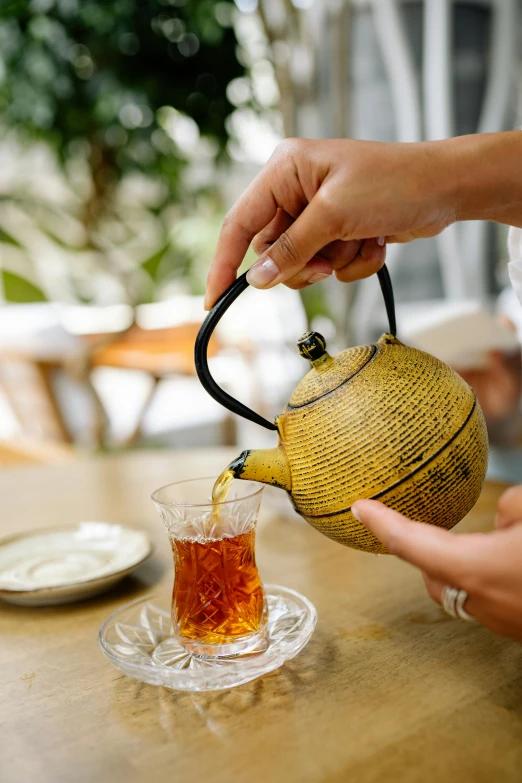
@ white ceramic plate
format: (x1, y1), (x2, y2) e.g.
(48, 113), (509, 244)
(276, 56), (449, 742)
(0, 522), (152, 606)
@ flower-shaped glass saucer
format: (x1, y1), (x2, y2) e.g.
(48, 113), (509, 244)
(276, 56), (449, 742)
(99, 584), (317, 692)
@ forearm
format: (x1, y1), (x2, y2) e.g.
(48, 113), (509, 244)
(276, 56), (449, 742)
(440, 131), (522, 228)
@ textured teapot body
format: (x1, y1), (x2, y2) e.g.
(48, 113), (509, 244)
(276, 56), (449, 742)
(233, 333), (488, 554)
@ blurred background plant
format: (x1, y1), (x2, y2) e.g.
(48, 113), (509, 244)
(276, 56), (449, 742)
(0, 0), (266, 306)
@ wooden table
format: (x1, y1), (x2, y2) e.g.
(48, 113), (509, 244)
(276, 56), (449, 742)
(1, 450), (521, 783)
(0, 349), (106, 447)
(90, 324), (225, 446)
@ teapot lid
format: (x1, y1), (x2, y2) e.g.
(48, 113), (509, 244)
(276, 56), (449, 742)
(289, 331), (377, 407)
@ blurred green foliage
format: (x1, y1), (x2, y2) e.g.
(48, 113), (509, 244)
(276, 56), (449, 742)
(0, 0), (242, 192)
(1, 270), (47, 301)
(0, 0), (246, 303)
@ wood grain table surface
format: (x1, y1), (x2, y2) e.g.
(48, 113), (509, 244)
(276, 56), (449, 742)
(1, 448), (521, 783)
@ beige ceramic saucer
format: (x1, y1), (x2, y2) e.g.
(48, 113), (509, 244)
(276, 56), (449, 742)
(0, 522), (152, 606)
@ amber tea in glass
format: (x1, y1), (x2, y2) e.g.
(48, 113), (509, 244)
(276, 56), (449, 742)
(152, 477), (267, 657)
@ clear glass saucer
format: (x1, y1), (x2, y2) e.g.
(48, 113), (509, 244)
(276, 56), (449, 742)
(99, 584), (317, 692)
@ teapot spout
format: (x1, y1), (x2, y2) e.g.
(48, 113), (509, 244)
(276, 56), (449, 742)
(228, 447), (291, 492)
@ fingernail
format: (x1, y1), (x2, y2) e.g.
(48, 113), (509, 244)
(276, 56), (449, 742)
(308, 272), (331, 284)
(377, 236), (385, 246)
(203, 297), (210, 311)
(352, 502), (362, 522)
(246, 257), (279, 288)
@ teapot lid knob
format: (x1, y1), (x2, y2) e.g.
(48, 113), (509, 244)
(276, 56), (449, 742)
(297, 331), (328, 362)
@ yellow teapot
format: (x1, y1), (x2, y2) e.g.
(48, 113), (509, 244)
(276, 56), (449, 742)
(195, 267), (488, 553)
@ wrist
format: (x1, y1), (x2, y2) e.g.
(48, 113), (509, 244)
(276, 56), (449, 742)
(440, 132), (522, 225)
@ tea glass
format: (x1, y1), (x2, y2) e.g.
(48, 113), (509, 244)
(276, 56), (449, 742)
(151, 477), (267, 658)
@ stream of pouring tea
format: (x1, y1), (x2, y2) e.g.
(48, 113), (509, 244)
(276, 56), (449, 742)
(211, 467), (234, 519)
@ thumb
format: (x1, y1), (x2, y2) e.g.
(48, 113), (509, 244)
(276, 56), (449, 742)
(246, 196), (335, 290)
(352, 499), (415, 556)
(351, 499), (469, 584)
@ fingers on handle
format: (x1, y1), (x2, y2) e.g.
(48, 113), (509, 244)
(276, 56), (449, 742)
(206, 222), (254, 309)
(246, 196), (336, 290)
(251, 208), (294, 256)
(205, 173), (279, 309)
(334, 238), (386, 283)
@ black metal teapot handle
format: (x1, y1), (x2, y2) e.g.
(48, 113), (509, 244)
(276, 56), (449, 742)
(194, 265), (396, 432)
